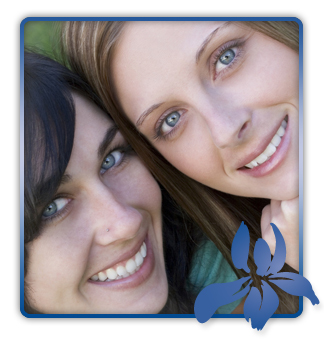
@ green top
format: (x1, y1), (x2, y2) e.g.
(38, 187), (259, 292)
(188, 239), (242, 314)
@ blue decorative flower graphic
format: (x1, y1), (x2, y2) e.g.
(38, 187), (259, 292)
(194, 222), (319, 330)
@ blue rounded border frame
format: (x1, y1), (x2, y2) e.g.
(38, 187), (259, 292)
(20, 16), (303, 319)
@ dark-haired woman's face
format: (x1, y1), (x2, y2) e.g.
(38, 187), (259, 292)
(113, 21), (299, 200)
(25, 95), (168, 314)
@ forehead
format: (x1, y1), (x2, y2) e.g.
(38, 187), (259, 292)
(65, 95), (112, 174)
(73, 94), (112, 141)
(112, 21), (226, 113)
(119, 21), (224, 49)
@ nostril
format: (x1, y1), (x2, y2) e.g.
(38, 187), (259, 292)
(238, 121), (249, 139)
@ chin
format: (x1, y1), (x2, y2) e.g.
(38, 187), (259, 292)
(271, 174), (299, 201)
(256, 180), (299, 201)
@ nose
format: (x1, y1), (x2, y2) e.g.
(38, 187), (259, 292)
(201, 101), (251, 149)
(85, 182), (143, 246)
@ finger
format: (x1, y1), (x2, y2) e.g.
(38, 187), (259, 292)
(280, 196), (299, 221)
(261, 204), (276, 254)
(269, 199), (282, 217)
(261, 204), (271, 234)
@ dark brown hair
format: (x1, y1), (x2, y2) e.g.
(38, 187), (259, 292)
(61, 21), (300, 314)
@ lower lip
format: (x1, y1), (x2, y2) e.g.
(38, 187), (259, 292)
(88, 235), (155, 290)
(238, 118), (291, 177)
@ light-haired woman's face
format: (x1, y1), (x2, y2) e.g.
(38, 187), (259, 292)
(26, 95), (168, 314)
(113, 21), (299, 200)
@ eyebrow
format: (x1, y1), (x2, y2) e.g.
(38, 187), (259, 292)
(136, 102), (164, 128)
(59, 173), (72, 185)
(97, 124), (119, 160)
(195, 22), (232, 64)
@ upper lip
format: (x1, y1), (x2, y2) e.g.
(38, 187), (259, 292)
(88, 230), (147, 279)
(236, 116), (287, 170)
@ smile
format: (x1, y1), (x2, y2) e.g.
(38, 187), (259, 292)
(90, 241), (147, 282)
(244, 118), (287, 169)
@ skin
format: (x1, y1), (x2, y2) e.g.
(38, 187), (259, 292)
(25, 95), (168, 314)
(113, 21), (299, 201)
(112, 21), (299, 269)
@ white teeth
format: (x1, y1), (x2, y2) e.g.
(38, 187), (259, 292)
(245, 160), (258, 168)
(98, 272), (107, 281)
(254, 153), (268, 164)
(91, 241), (147, 282)
(263, 142), (276, 157)
(125, 259), (137, 273)
(116, 265), (127, 276)
(106, 268), (117, 280)
(140, 245), (146, 258)
(244, 119), (287, 169)
(135, 252), (143, 266)
(277, 126), (285, 137)
(271, 134), (281, 147)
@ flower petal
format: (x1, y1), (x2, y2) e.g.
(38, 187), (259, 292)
(269, 272), (320, 305)
(254, 238), (271, 276)
(243, 286), (261, 323)
(266, 223), (286, 276)
(194, 276), (251, 323)
(244, 281), (279, 331)
(231, 221), (250, 273)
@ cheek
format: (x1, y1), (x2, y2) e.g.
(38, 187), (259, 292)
(264, 56), (298, 101)
(25, 236), (83, 312)
(116, 159), (163, 215)
(244, 44), (299, 106)
(132, 163), (162, 214)
(157, 119), (222, 182)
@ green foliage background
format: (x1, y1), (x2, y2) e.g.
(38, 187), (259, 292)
(24, 21), (61, 59)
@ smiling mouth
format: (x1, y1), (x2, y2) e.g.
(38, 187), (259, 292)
(90, 241), (147, 282)
(244, 117), (288, 169)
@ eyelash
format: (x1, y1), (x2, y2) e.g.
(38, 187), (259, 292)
(152, 108), (185, 141)
(40, 196), (71, 226)
(210, 39), (245, 80)
(100, 143), (134, 175)
(41, 143), (134, 225)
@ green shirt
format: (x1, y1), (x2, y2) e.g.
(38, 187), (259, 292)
(188, 239), (242, 314)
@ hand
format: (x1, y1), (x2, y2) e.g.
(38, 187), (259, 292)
(261, 197), (299, 271)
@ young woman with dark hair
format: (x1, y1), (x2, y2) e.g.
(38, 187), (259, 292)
(24, 51), (242, 314)
(61, 20), (300, 314)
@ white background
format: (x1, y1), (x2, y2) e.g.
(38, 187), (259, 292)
(3, 1), (323, 341)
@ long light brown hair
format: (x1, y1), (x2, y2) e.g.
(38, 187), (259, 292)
(61, 20), (299, 314)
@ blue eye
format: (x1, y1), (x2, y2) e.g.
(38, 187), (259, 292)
(214, 47), (238, 75)
(166, 112), (180, 127)
(161, 111), (180, 134)
(42, 198), (69, 218)
(101, 150), (123, 173)
(219, 49), (235, 65)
